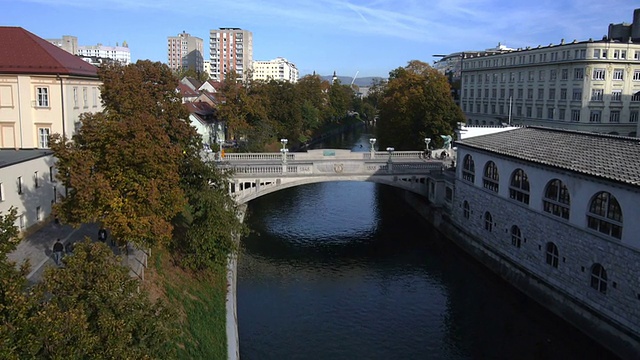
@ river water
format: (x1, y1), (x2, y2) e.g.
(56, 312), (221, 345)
(237, 130), (618, 360)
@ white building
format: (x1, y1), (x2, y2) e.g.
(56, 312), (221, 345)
(252, 57), (299, 83)
(77, 42), (131, 65)
(0, 27), (103, 232)
(167, 31), (204, 73)
(448, 126), (640, 358)
(209, 28), (253, 82)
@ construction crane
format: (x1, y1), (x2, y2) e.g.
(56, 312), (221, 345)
(350, 70), (359, 89)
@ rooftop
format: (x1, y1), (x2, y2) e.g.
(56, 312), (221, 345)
(0, 149), (53, 169)
(0, 27), (98, 77)
(456, 126), (640, 187)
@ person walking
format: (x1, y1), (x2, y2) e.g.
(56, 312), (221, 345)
(98, 227), (107, 243)
(52, 238), (64, 266)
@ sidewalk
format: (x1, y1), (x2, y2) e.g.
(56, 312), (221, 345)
(7, 221), (147, 284)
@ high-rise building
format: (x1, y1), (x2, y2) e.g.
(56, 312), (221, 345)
(252, 57), (299, 83)
(209, 28), (253, 81)
(46, 35), (78, 55)
(167, 31), (204, 73)
(77, 42), (131, 65)
(459, 9), (640, 137)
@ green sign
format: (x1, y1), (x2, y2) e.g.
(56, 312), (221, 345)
(323, 150), (336, 156)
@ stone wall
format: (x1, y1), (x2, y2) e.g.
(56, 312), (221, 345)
(400, 187), (640, 359)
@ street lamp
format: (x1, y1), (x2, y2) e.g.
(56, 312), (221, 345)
(280, 138), (288, 163)
(424, 138), (431, 159)
(386, 147), (394, 160)
(369, 138), (376, 158)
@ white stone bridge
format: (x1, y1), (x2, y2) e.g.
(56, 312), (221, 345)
(215, 149), (453, 204)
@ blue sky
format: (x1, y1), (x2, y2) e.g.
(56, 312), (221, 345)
(2, 0), (638, 78)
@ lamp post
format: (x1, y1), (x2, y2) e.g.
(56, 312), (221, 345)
(424, 138), (431, 159)
(280, 138), (288, 163)
(369, 138), (376, 158)
(386, 147), (394, 172)
(217, 139), (224, 161)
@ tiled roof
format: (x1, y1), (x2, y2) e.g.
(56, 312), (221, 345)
(177, 83), (199, 97)
(184, 101), (216, 116)
(0, 27), (98, 77)
(456, 126), (640, 187)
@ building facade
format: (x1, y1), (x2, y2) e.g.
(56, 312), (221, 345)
(0, 27), (103, 232)
(167, 31), (204, 73)
(445, 127), (640, 358)
(76, 42), (131, 65)
(46, 35), (78, 55)
(459, 9), (640, 136)
(460, 39), (640, 136)
(252, 57), (299, 83)
(209, 28), (253, 82)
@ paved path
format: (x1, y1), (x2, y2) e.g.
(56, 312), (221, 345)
(7, 221), (147, 284)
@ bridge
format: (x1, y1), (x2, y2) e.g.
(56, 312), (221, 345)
(214, 147), (454, 204)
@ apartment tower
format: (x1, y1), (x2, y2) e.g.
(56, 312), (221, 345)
(209, 28), (253, 81)
(167, 31), (204, 73)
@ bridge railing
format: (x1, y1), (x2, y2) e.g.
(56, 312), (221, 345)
(221, 150), (425, 162)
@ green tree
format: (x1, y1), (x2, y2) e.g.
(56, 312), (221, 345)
(327, 80), (354, 122)
(376, 60), (464, 150)
(51, 61), (196, 249)
(35, 241), (175, 359)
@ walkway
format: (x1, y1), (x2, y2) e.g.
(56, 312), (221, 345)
(7, 220), (147, 284)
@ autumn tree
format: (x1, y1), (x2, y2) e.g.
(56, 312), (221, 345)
(51, 60), (197, 249)
(376, 60), (464, 150)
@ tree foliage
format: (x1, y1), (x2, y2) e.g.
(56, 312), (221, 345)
(376, 60), (464, 150)
(51, 61), (197, 249)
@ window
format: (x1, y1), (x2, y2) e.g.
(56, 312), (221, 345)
(36, 87), (49, 107)
(548, 107), (555, 119)
(36, 206), (42, 221)
(38, 128), (50, 148)
(589, 110), (601, 123)
(548, 89), (555, 100)
(517, 89), (523, 99)
(526, 107), (532, 117)
(612, 69), (623, 80)
(560, 88), (567, 100)
(571, 109), (581, 122)
(508, 169), (530, 204)
(590, 264), (607, 294)
(49, 166), (55, 182)
(484, 212), (493, 232)
(73, 87), (78, 107)
(561, 69), (568, 80)
(611, 90), (621, 102)
(631, 110), (639, 123)
(527, 89), (533, 99)
(545, 243), (559, 268)
(463, 201), (470, 219)
(528, 71), (534, 81)
(83, 87), (88, 108)
(511, 225), (522, 248)
(34, 171), (39, 188)
(550, 69), (557, 81)
(462, 155), (475, 183)
(587, 192), (622, 239)
(537, 88), (544, 99)
(536, 107), (543, 118)
(543, 179), (570, 219)
(591, 89), (603, 101)
(482, 161), (499, 192)
(572, 89), (582, 101)
(593, 49), (600, 58)
(19, 214), (25, 230)
(17, 176), (22, 195)
(634, 70), (640, 81)
(538, 70), (545, 81)
(633, 92), (640, 102)
(559, 108), (565, 120)
(592, 68), (605, 80)
(609, 111), (620, 123)
(0, 183), (4, 201)
(574, 68), (584, 80)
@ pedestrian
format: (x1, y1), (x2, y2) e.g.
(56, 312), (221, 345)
(98, 227), (107, 243)
(52, 238), (64, 266)
(65, 240), (74, 255)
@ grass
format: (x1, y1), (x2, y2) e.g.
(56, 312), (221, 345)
(146, 248), (229, 360)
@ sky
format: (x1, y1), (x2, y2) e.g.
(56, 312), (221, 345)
(2, 0), (638, 79)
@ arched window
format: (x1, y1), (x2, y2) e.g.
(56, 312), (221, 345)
(509, 169), (530, 204)
(463, 200), (470, 219)
(590, 263), (607, 294)
(545, 242), (559, 268)
(543, 179), (570, 219)
(511, 225), (522, 248)
(482, 161), (499, 192)
(462, 155), (475, 183)
(484, 212), (493, 232)
(587, 192), (623, 239)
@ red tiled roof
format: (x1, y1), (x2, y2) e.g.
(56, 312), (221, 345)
(177, 83), (199, 97)
(0, 27), (98, 77)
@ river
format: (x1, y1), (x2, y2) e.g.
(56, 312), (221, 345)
(236, 129), (618, 359)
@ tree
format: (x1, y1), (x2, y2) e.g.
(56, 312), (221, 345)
(327, 80), (354, 122)
(376, 60), (464, 150)
(51, 60), (197, 249)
